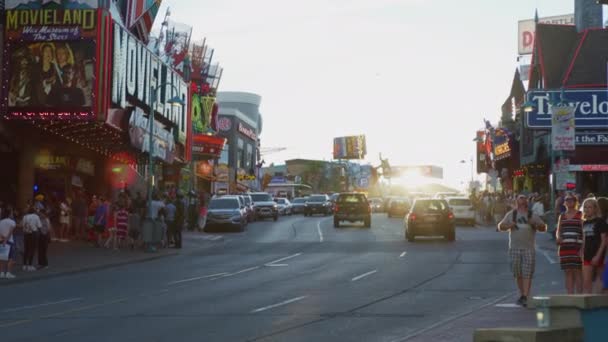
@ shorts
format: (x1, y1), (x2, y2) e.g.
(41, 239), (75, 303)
(509, 249), (535, 278)
(93, 224), (105, 233)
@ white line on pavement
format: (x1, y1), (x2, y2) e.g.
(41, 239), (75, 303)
(399, 251), (407, 258)
(351, 270), (378, 282)
(536, 244), (557, 264)
(495, 303), (520, 308)
(1, 298), (84, 313)
(265, 264), (288, 267)
(317, 221), (324, 242)
(167, 273), (228, 286)
(251, 296), (309, 313)
(212, 266), (261, 280)
(265, 253), (302, 266)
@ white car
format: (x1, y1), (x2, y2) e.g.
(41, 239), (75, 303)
(275, 198), (293, 216)
(446, 197), (476, 226)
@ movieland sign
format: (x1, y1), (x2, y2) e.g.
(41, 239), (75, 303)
(526, 89), (608, 128)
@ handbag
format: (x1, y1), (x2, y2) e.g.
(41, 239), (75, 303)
(0, 243), (10, 261)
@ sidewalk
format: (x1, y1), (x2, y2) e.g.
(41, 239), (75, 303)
(0, 231), (224, 285)
(403, 294), (537, 342)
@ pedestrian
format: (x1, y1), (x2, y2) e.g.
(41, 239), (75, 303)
(58, 198), (71, 242)
(164, 198), (176, 247)
(37, 211), (51, 269)
(497, 194), (547, 307)
(555, 194), (583, 294)
(114, 203), (129, 250)
(93, 196), (108, 248)
(174, 194), (185, 249)
(22, 207), (42, 271)
(581, 197), (608, 293)
(0, 208), (17, 279)
(104, 203), (117, 250)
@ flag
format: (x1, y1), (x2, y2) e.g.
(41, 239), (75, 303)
(126, 0), (162, 41)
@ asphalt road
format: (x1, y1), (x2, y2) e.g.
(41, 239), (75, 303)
(0, 213), (562, 342)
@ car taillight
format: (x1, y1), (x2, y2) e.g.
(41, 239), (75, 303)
(334, 204), (339, 212)
(448, 212), (454, 220)
(409, 213), (417, 221)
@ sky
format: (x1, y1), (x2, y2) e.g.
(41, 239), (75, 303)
(156, 0), (579, 189)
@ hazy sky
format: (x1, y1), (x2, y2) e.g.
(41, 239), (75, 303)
(157, 0), (577, 188)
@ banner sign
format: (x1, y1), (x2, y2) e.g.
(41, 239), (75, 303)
(568, 164), (608, 172)
(551, 103), (576, 151)
(575, 132), (608, 145)
(128, 108), (176, 164)
(112, 22), (189, 143)
(556, 172), (576, 191)
(526, 89), (608, 128)
(333, 135), (367, 160)
(518, 14), (573, 55)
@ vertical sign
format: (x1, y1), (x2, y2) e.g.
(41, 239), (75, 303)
(551, 104), (576, 151)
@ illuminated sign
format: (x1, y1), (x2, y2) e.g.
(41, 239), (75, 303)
(112, 22), (189, 143)
(5, 9), (98, 40)
(238, 122), (257, 141)
(494, 142), (511, 156)
(568, 164), (608, 172)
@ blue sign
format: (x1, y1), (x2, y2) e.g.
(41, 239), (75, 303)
(526, 89), (608, 128)
(575, 132), (608, 145)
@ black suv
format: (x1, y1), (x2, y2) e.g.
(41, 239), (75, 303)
(333, 193), (371, 228)
(304, 194), (332, 216)
(405, 199), (455, 242)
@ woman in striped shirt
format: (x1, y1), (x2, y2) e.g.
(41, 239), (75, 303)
(556, 194), (583, 294)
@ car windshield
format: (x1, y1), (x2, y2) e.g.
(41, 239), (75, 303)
(414, 200), (447, 213)
(276, 199), (287, 204)
(338, 194), (365, 203)
(251, 194), (272, 202)
(308, 195), (327, 202)
(208, 199), (239, 210)
(292, 198), (306, 204)
(449, 199), (471, 206)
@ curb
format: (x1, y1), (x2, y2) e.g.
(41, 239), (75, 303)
(0, 250), (179, 287)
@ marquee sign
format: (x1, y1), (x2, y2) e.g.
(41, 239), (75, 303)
(112, 22), (189, 144)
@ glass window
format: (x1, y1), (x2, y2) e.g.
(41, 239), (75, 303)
(246, 144), (253, 169)
(219, 144), (229, 165)
(448, 199), (471, 206)
(237, 139), (244, 169)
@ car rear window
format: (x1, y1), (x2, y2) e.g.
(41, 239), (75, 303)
(448, 199), (471, 206)
(292, 198), (306, 203)
(308, 195), (327, 202)
(338, 194), (366, 203)
(413, 200), (447, 213)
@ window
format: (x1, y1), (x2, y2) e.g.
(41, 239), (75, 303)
(237, 138), (244, 169)
(448, 199), (471, 206)
(338, 194), (365, 203)
(246, 144), (253, 169)
(219, 144), (229, 165)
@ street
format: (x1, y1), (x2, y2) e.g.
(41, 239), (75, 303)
(0, 214), (562, 342)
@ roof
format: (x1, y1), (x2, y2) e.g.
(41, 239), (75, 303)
(530, 24), (608, 89)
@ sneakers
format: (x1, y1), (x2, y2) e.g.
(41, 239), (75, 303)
(516, 296), (528, 307)
(4, 272), (16, 279)
(0, 272), (5, 278)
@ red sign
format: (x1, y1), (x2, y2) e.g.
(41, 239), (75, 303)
(569, 165), (608, 172)
(218, 117), (232, 131)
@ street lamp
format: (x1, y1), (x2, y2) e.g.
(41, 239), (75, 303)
(144, 83), (184, 252)
(460, 157), (474, 191)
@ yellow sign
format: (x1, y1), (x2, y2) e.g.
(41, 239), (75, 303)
(494, 142), (510, 156)
(6, 9), (97, 31)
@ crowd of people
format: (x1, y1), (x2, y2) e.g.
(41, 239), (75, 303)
(0, 188), (207, 280)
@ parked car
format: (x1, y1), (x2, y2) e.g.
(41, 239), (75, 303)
(219, 195), (249, 226)
(291, 197), (308, 214)
(369, 198), (384, 212)
(433, 192), (462, 199)
(404, 199), (455, 242)
(387, 197), (411, 218)
(275, 198), (293, 215)
(205, 197), (247, 232)
(446, 197), (476, 226)
(304, 194), (333, 216)
(241, 194), (255, 222)
(250, 192), (279, 221)
(333, 192), (371, 228)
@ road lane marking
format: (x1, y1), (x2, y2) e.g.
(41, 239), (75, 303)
(265, 264), (288, 267)
(351, 270), (378, 282)
(399, 251), (407, 258)
(2, 298), (84, 313)
(317, 221), (324, 242)
(212, 266), (260, 280)
(265, 253), (302, 266)
(167, 273), (229, 286)
(495, 303), (520, 308)
(251, 296), (309, 313)
(536, 244), (557, 264)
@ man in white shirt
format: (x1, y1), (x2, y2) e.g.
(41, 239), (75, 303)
(22, 208), (42, 271)
(0, 210), (17, 278)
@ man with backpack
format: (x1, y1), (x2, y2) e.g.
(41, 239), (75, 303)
(498, 194), (547, 307)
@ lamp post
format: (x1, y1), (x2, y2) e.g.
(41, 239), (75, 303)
(144, 83), (184, 252)
(460, 157), (474, 190)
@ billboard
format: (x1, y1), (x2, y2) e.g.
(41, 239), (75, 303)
(3, 5), (99, 120)
(526, 89), (608, 128)
(518, 14), (574, 55)
(333, 135), (367, 160)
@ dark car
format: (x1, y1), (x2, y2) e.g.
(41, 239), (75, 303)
(304, 194), (332, 216)
(205, 197), (247, 232)
(404, 199), (455, 242)
(387, 198), (411, 218)
(250, 192), (279, 221)
(333, 193), (371, 228)
(291, 197), (308, 214)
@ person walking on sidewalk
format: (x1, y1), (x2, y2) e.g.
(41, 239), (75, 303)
(93, 197), (108, 248)
(174, 195), (185, 249)
(164, 198), (176, 247)
(58, 198), (71, 242)
(0, 209), (17, 279)
(498, 194), (547, 307)
(37, 211), (51, 269)
(114, 203), (129, 250)
(22, 207), (42, 271)
(555, 194), (583, 294)
(581, 197), (608, 293)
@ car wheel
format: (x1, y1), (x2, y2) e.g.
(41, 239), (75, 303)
(334, 218), (340, 228)
(446, 229), (456, 242)
(364, 217), (371, 228)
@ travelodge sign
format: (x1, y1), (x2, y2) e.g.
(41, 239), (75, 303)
(526, 89), (608, 128)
